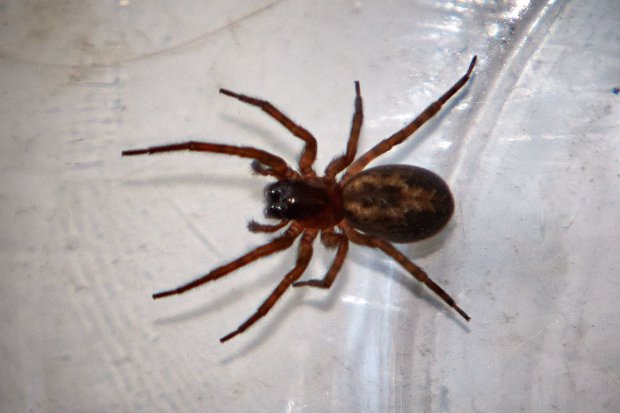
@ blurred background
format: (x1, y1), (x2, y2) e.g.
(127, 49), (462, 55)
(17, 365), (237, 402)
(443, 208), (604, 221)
(1, 0), (619, 411)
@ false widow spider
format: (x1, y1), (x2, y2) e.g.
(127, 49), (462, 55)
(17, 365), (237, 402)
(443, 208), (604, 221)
(123, 56), (477, 342)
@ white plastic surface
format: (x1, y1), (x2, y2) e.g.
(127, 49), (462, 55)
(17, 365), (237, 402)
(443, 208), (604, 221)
(1, 0), (619, 411)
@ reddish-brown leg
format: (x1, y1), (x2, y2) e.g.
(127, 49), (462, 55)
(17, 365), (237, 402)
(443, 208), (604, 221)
(293, 229), (349, 288)
(343, 224), (470, 321)
(220, 229), (318, 342)
(152, 224), (302, 299)
(324, 81), (364, 178)
(250, 160), (282, 178)
(342, 56), (477, 182)
(247, 219), (289, 233)
(122, 141), (298, 180)
(219, 88), (318, 177)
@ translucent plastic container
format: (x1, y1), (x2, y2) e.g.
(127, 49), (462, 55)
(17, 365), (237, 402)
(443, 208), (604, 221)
(1, 1), (618, 411)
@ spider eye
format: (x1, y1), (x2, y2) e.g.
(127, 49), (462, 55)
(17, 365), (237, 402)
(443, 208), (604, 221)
(265, 204), (283, 218)
(265, 183), (285, 202)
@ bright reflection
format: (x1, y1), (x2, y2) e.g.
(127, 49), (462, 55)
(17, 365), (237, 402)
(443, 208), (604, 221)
(341, 295), (402, 312)
(487, 22), (501, 37)
(500, 134), (532, 142)
(429, 19), (462, 34)
(503, 0), (532, 20)
(437, 139), (453, 150)
(500, 134), (575, 143)
(366, 113), (418, 129)
(441, 1), (470, 14)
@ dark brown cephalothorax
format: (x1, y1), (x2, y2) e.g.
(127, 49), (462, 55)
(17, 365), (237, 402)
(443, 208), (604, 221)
(342, 165), (454, 243)
(264, 177), (344, 229)
(123, 56), (477, 342)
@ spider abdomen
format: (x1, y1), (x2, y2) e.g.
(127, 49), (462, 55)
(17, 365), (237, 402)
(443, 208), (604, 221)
(342, 165), (454, 243)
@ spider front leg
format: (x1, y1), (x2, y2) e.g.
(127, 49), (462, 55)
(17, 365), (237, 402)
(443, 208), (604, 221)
(342, 56), (477, 181)
(122, 141), (298, 180)
(324, 81), (364, 178)
(343, 225), (470, 321)
(293, 228), (349, 289)
(250, 160), (280, 178)
(220, 229), (318, 342)
(219, 88), (318, 176)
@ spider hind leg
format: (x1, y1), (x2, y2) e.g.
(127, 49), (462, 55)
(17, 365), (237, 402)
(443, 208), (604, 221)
(344, 225), (470, 321)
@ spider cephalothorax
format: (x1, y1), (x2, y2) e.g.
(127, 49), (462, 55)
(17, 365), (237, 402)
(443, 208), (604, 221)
(265, 180), (331, 220)
(123, 56), (477, 342)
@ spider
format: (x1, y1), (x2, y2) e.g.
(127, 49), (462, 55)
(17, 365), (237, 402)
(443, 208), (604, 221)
(123, 56), (477, 343)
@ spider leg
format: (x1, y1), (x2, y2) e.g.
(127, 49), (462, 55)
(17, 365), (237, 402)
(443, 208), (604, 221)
(343, 224), (470, 321)
(342, 56), (477, 182)
(220, 229), (318, 342)
(293, 228), (349, 289)
(122, 141), (298, 180)
(250, 160), (280, 177)
(324, 81), (364, 178)
(319, 228), (342, 249)
(219, 88), (318, 176)
(247, 219), (288, 233)
(152, 224), (302, 299)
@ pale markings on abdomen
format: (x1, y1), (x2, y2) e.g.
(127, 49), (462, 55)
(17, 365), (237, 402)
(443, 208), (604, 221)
(344, 173), (442, 221)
